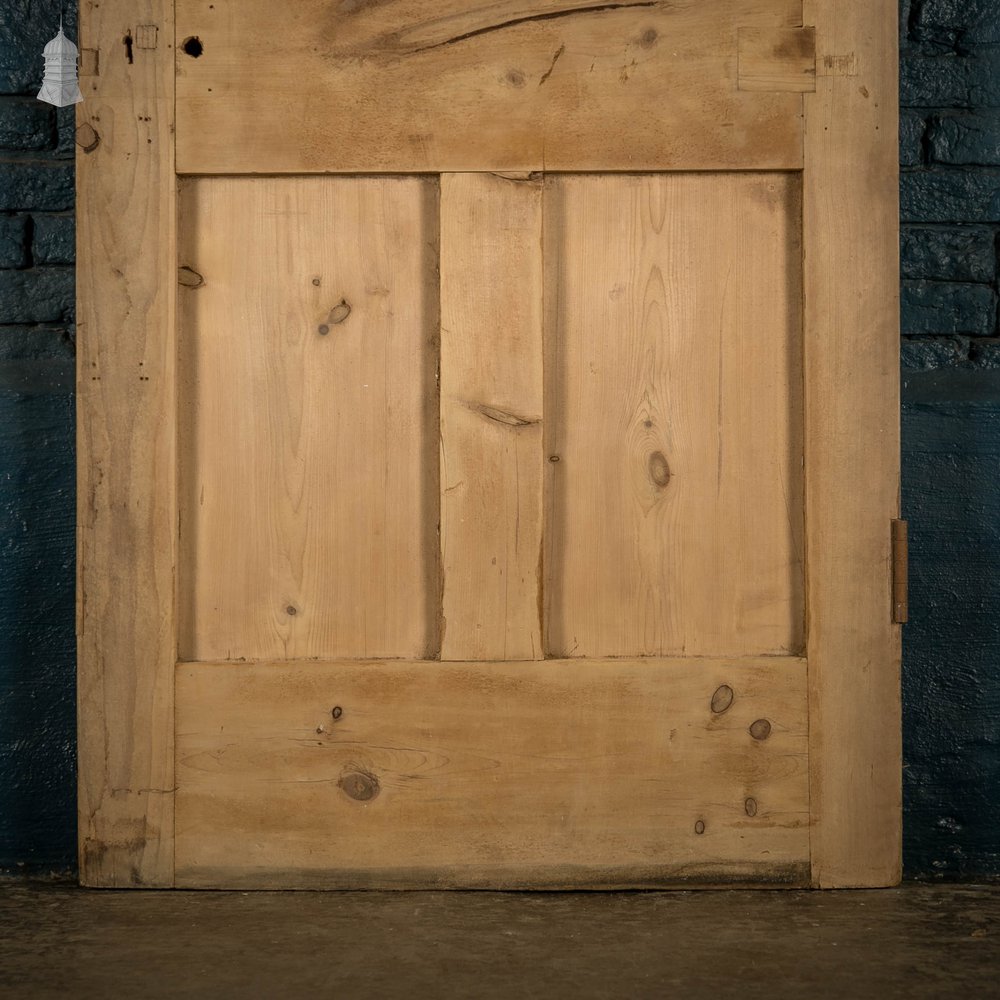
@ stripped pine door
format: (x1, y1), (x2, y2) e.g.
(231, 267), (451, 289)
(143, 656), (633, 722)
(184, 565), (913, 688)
(77, 0), (901, 888)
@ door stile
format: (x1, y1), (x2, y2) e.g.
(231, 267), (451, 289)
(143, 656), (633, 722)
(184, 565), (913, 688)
(802, 0), (902, 887)
(77, 0), (178, 886)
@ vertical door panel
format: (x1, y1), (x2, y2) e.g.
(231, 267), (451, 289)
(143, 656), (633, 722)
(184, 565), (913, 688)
(544, 174), (804, 658)
(440, 173), (545, 661)
(177, 177), (440, 661)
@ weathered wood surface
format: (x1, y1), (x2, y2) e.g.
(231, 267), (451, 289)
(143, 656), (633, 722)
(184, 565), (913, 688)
(544, 173), (804, 659)
(176, 176), (440, 661)
(76, 0), (177, 887)
(175, 656), (810, 888)
(440, 173), (544, 661)
(802, 0), (902, 887)
(175, 0), (806, 173)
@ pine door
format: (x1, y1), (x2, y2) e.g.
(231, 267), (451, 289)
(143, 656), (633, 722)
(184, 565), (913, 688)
(76, 0), (901, 888)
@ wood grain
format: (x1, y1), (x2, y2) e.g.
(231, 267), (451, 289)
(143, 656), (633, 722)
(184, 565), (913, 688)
(176, 177), (440, 661)
(544, 173), (804, 659)
(76, 0), (176, 887)
(738, 26), (816, 92)
(802, 0), (902, 887)
(174, 0), (805, 173)
(175, 656), (810, 888)
(440, 174), (544, 660)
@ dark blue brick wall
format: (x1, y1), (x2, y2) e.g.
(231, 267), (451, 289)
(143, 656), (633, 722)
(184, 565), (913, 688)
(0, 0), (77, 872)
(1, 2), (1000, 876)
(901, 0), (1000, 878)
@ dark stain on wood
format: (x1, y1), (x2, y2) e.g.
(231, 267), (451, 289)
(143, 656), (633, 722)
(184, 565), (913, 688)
(772, 26), (815, 63)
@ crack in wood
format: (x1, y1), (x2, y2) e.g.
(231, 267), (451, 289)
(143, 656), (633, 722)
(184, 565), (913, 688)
(539, 43), (566, 85)
(464, 401), (541, 427)
(410, 2), (660, 54)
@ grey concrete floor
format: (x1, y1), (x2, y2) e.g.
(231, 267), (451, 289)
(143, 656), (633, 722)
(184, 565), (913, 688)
(1, 881), (998, 999)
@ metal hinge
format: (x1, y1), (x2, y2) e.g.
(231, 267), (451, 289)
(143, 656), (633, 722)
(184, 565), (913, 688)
(892, 519), (908, 624)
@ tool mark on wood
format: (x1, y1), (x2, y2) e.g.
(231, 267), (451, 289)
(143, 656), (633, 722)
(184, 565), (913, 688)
(409, 2), (659, 54)
(539, 43), (566, 85)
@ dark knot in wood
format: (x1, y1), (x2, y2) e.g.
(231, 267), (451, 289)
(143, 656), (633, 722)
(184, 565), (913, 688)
(339, 770), (379, 802)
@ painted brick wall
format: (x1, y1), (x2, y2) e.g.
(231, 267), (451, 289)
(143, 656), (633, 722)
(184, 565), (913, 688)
(0, 1), (78, 871)
(900, 0), (1000, 368)
(1, 2), (999, 875)
(900, 0), (1000, 877)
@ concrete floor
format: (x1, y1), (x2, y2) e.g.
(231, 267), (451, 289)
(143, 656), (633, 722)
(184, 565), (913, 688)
(1, 881), (998, 999)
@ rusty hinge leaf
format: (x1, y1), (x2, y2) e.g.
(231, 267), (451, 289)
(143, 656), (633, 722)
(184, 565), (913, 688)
(892, 519), (908, 624)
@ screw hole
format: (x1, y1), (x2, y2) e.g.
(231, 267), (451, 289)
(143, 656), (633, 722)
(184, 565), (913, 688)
(182, 36), (204, 57)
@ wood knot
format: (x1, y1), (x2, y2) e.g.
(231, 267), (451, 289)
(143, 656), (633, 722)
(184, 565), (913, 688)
(745, 797), (759, 817)
(178, 266), (204, 288)
(710, 684), (734, 715)
(339, 770), (379, 802)
(75, 123), (100, 153)
(694, 820), (705, 835)
(328, 299), (352, 325)
(648, 451), (671, 489)
(749, 719), (772, 741)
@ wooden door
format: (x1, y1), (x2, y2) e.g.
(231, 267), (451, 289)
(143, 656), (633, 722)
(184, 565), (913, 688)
(76, 0), (901, 888)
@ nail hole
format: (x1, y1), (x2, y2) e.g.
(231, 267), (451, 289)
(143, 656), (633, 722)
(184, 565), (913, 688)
(182, 36), (203, 57)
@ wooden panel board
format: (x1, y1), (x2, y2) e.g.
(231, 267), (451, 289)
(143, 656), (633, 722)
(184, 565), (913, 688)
(440, 174), (544, 661)
(76, 0), (176, 886)
(175, 657), (810, 888)
(544, 173), (804, 659)
(802, 0), (902, 886)
(175, 0), (805, 173)
(176, 177), (440, 661)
